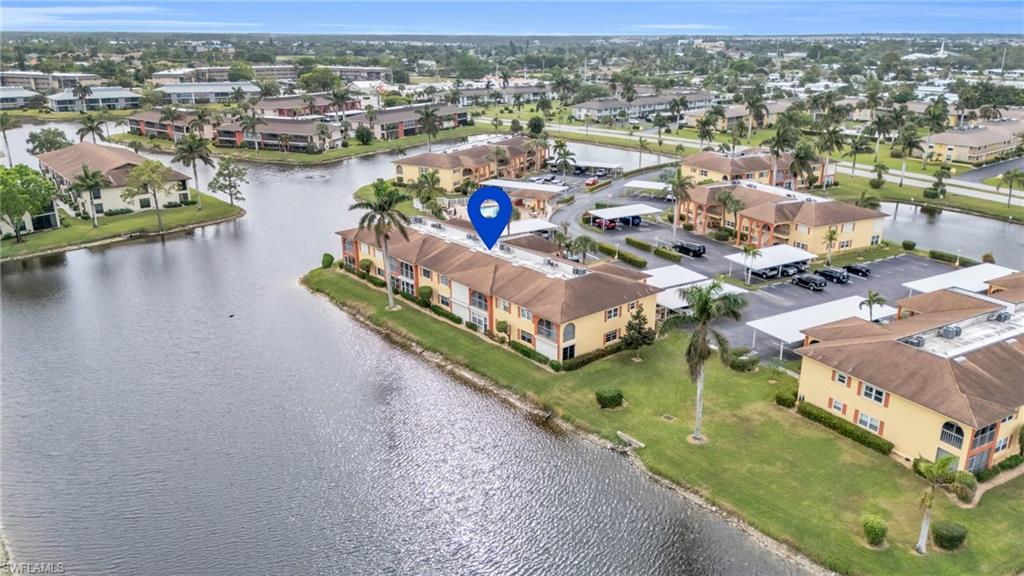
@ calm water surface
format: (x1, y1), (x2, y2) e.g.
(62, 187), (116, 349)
(2, 123), (808, 575)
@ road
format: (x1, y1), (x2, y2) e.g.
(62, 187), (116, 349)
(956, 157), (1024, 183)
(489, 117), (1024, 209)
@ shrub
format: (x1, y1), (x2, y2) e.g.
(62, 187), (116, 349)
(889, 149), (904, 158)
(727, 347), (758, 372)
(929, 249), (958, 264)
(367, 276), (386, 288)
(430, 304), (462, 324)
(321, 253), (335, 268)
(711, 227), (735, 241)
(952, 471), (977, 502)
(923, 188), (941, 200)
(465, 322), (479, 332)
(683, 223), (694, 231)
(999, 453), (1024, 471)
(797, 402), (894, 455)
(902, 240), (917, 250)
(180, 199), (198, 206)
(103, 208), (134, 216)
(625, 237), (653, 252)
(596, 388), (624, 409)
(931, 520), (968, 551)
(359, 259), (373, 273)
(616, 250), (647, 268)
(495, 320), (510, 336)
(556, 195), (575, 205)
(869, 178), (885, 189)
(163, 201), (182, 208)
(417, 286), (433, 302)
(654, 246), (682, 262)
(549, 360), (563, 372)
(509, 340), (551, 364)
(416, 297), (431, 308)
(861, 514), (887, 546)
(912, 457), (930, 478)
(974, 466), (1001, 483)
(356, 270), (368, 280)
(774, 383), (798, 408)
(562, 341), (624, 371)
(981, 251), (995, 263)
(597, 242), (617, 257)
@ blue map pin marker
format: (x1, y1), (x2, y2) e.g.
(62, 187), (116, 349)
(467, 186), (513, 250)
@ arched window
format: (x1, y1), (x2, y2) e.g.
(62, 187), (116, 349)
(563, 323), (575, 341)
(940, 422), (964, 449)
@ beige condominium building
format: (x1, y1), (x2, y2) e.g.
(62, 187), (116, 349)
(796, 282), (1024, 473)
(216, 117), (344, 153)
(347, 104), (469, 141)
(680, 148), (834, 189)
(918, 118), (1024, 165)
(127, 108), (215, 141)
(338, 217), (661, 363)
(678, 181), (885, 254)
(37, 143), (190, 218)
(394, 136), (547, 192)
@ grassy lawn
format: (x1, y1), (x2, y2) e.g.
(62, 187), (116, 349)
(0, 193), (241, 260)
(839, 142), (972, 178)
(827, 174), (1024, 223)
(546, 129), (686, 158)
(352, 181), (417, 216)
(108, 124), (503, 164)
(304, 267), (1024, 576)
(5, 108), (137, 122)
(409, 75), (452, 84)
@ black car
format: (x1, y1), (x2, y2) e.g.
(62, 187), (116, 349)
(779, 264), (800, 277)
(792, 274), (827, 291)
(750, 267), (779, 280)
(672, 240), (706, 257)
(844, 263), (871, 277)
(815, 267), (850, 283)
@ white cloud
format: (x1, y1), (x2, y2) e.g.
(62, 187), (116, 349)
(3, 4), (260, 30)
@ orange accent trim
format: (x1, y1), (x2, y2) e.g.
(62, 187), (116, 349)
(841, 404), (847, 416)
(878, 421), (885, 436)
(883, 392), (890, 408)
(856, 381), (863, 396)
(853, 409), (860, 424)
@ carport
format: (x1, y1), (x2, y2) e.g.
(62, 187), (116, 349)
(585, 204), (663, 228)
(746, 296), (898, 358)
(657, 279), (747, 313)
(502, 218), (560, 237)
(480, 179), (569, 194)
(902, 263), (1018, 296)
(623, 179), (672, 199)
(723, 244), (816, 278)
(570, 160), (624, 175)
(646, 265), (748, 316)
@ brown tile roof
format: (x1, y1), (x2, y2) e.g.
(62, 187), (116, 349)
(690, 182), (884, 226)
(508, 188), (558, 201)
(336, 226), (661, 324)
(502, 234), (560, 254)
(987, 271), (1024, 291)
(798, 289), (1023, 427)
(789, 201), (886, 227)
(36, 142), (188, 187)
(681, 150), (791, 176)
(218, 117), (329, 136)
(254, 92), (332, 111)
(395, 136), (533, 170)
(349, 104), (467, 124)
(589, 261), (653, 281)
(128, 108), (199, 125)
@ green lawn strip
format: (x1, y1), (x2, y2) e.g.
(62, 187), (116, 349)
(303, 267), (1024, 576)
(839, 142), (972, 178)
(352, 182), (417, 216)
(828, 174), (1024, 223)
(6, 108), (138, 122)
(108, 124), (503, 164)
(818, 242), (910, 269)
(545, 129), (686, 157)
(0, 193), (241, 259)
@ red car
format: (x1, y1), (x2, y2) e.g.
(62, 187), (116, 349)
(593, 218), (617, 230)
(584, 177), (599, 186)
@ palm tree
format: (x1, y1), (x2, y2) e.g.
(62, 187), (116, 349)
(847, 134), (874, 176)
(329, 87), (351, 118)
(789, 142), (819, 188)
(72, 82), (93, 111)
(159, 106), (183, 139)
(741, 243), (761, 285)
(0, 112), (17, 167)
(662, 169), (695, 237)
(859, 290), (886, 321)
(553, 139), (576, 176)
(658, 280), (747, 443)
(416, 105), (441, 152)
(761, 125), (798, 186)
(491, 117), (503, 131)
(315, 122), (333, 152)
(72, 165), (110, 228)
(569, 235), (597, 263)
(172, 132), (215, 210)
(744, 92), (768, 143)
(188, 108), (211, 136)
(485, 145), (510, 177)
(695, 116), (716, 150)
(866, 114), (892, 162)
(652, 113), (669, 147)
(718, 189), (745, 236)
(856, 188), (882, 210)
(896, 128), (924, 188)
(349, 179), (413, 310)
(230, 87), (248, 105)
(410, 170), (445, 218)
(914, 456), (972, 555)
(822, 227), (839, 265)
(815, 124), (845, 189)
(669, 96), (689, 127)
(998, 167), (1023, 209)
(76, 114), (105, 143)
(279, 133), (292, 153)
(977, 104), (1004, 121)
(240, 112), (267, 152)
(922, 97), (950, 168)
(636, 137), (651, 169)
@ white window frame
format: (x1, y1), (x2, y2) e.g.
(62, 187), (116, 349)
(857, 412), (880, 433)
(605, 307), (620, 321)
(831, 399), (844, 413)
(862, 384), (886, 405)
(836, 372), (849, 385)
(604, 330), (618, 344)
(995, 437), (1010, 452)
(519, 307), (532, 321)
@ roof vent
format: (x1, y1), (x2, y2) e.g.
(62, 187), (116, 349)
(466, 233), (477, 241)
(904, 335), (925, 347)
(430, 222), (443, 229)
(572, 267), (588, 276)
(939, 325), (962, 339)
(954, 356), (968, 364)
(1007, 338), (1019, 344)
(992, 311), (1012, 322)
(499, 243), (511, 253)
(411, 216), (424, 224)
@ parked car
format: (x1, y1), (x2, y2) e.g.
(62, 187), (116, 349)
(542, 174), (557, 182)
(795, 260), (810, 272)
(584, 177), (599, 186)
(595, 168), (608, 177)
(815, 267), (850, 283)
(779, 264), (800, 277)
(750, 267), (779, 280)
(528, 176), (544, 183)
(844, 263), (871, 277)
(672, 240), (706, 257)
(551, 179), (566, 186)
(573, 166), (588, 175)
(549, 165), (559, 173)
(792, 274), (827, 291)
(593, 218), (617, 230)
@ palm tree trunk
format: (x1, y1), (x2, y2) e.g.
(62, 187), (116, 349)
(900, 157), (907, 187)
(692, 363), (705, 441)
(1008, 184), (1014, 209)
(874, 136), (881, 161)
(383, 240), (397, 310)
(192, 165), (202, 211)
(151, 189), (165, 233)
(88, 191), (99, 228)
(915, 505), (932, 554)
(672, 199), (678, 238)
(3, 132), (11, 167)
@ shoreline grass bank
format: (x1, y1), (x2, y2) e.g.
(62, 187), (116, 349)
(303, 265), (1024, 576)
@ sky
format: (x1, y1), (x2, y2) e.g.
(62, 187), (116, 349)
(2, 1), (1021, 36)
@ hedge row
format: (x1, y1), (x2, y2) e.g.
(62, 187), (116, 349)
(625, 237), (654, 252)
(929, 249), (979, 267)
(796, 402), (894, 455)
(430, 304), (463, 324)
(597, 242), (617, 257)
(616, 250), (647, 268)
(974, 453), (1024, 483)
(653, 246), (682, 262)
(562, 341), (624, 371)
(774, 383), (798, 408)
(510, 340), (551, 364)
